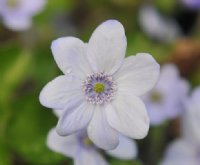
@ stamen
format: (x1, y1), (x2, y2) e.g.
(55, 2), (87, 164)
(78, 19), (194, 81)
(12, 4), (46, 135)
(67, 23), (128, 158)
(83, 72), (116, 105)
(7, 0), (18, 8)
(150, 91), (163, 103)
(83, 137), (93, 146)
(94, 83), (105, 93)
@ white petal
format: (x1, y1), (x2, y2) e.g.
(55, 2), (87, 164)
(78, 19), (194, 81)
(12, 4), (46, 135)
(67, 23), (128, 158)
(138, 5), (181, 43)
(182, 87), (200, 143)
(161, 159), (198, 165)
(106, 93), (149, 139)
(39, 75), (84, 110)
(51, 37), (92, 78)
(3, 15), (31, 31)
(115, 53), (160, 96)
(53, 109), (64, 118)
(160, 138), (197, 165)
(47, 128), (78, 158)
(146, 104), (166, 125)
(21, 0), (47, 15)
(87, 20), (127, 74)
(87, 105), (119, 150)
(106, 135), (138, 160)
(56, 102), (94, 136)
(75, 148), (108, 165)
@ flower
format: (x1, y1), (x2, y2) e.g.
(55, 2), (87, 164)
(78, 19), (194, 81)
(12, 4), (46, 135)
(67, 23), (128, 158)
(47, 128), (138, 165)
(39, 19), (160, 150)
(181, 0), (200, 9)
(182, 87), (200, 144)
(0, 0), (46, 31)
(160, 88), (200, 165)
(138, 4), (181, 43)
(143, 64), (189, 125)
(160, 138), (199, 165)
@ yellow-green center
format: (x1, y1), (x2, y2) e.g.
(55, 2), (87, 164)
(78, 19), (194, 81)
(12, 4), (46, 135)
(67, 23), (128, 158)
(151, 91), (163, 102)
(83, 137), (93, 146)
(93, 83), (105, 93)
(7, 0), (18, 8)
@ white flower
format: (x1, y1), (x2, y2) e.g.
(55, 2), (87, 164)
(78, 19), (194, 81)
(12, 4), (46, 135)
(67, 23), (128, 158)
(39, 20), (160, 150)
(138, 5), (181, 43)
(47, 128), (138, 165)
(182, 87), (200, 144)
(0, 0), (46, 31)
(143, 64), (189, 125)
(160, 138), (199, 165)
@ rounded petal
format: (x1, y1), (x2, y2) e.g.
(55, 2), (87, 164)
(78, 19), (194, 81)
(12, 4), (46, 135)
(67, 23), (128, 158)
(182, 87), (200, 143)
(47, 128), (78, 158)
(87, 105), (119, 150)
(106, 92), (149, 139)
(3, 15), (31, 31)
(115, 53), (160, 96)
(51, 37), (92, 78)
(39, 75), (84, 110)
(75, 148), (109, 165)
(87, 20), (127, 74)
(21, 0), (47, 15)
(53, 109), (64, 118)
(56, 102), (94, 136)
(106, 135), (138, 160)
(160, 138), (197, 165)
(146, 104), (166, 125)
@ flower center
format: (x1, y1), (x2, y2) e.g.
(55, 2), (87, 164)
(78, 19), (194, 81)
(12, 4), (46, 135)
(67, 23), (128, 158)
(150, 91), (163, 103)
(83, 72), (116, 105)
(93, 83), (105, 93)
(7, 0), (19, 8)
(83, 137), (93, 146)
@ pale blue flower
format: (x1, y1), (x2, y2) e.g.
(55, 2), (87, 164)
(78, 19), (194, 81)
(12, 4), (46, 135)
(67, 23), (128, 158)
(182, 87), (200, 144)
(40, 20), (160, 150)
(0, 0), (46, 31)
(160, 138), (199, 165)
(138, 5), (181, 43)
(47, 128), (138, 165)
(143, 64), (189, 125)
(160, 88), (200, 165)
(181, 0), (200, 9)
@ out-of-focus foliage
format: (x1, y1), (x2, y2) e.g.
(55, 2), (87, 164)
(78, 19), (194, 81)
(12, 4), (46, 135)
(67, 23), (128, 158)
(0, 0), (200, 165)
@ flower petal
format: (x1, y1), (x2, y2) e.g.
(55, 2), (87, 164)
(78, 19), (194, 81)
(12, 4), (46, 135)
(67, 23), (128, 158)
(87, 20), (127, 74)
(75, 148), (108, 165)
(56, 102), (94, 136)
(47, 128), (78, 158)
(87, 105), (119, 150)
(106, 135), (138, 160)
(39, 75), (84, 110)
(3, 15), (31, 31)
(114, 53), (160, 96)
(160, 138), (197, 165)
(21, 0), (47, 15)
(51, 37), (92, 79)
(106, 92), (149, 139)
(182, 87), (200, 144)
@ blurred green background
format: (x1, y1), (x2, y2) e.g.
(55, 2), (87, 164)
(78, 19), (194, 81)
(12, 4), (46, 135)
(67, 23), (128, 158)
(0, 0), (200, 165)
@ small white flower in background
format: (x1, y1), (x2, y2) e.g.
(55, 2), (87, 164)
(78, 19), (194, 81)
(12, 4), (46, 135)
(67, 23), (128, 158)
(160, 138), (199, 165)
(138, 5), (181, 43)
(182, 87), (200, 144)
(0, 0), (46, 31)
(143, 64), (189, 125)
(40, 19), (160, 150)
(47, 128), (138, 165)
